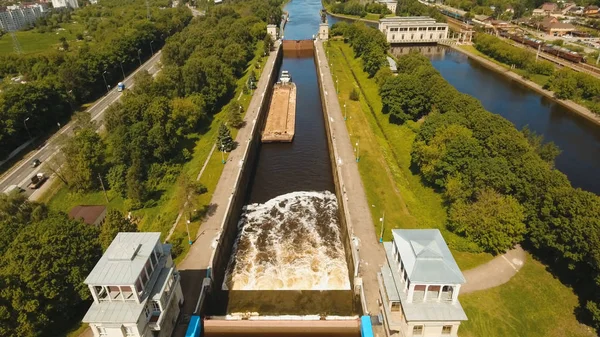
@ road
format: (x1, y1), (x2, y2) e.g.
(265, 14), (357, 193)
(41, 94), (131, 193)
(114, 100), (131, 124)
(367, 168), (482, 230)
(0, 50), (163, 196)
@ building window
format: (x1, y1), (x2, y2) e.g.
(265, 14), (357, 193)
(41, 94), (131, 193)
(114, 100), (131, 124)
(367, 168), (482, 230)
(152, 300), (161, 315)
(439, 33), (443, 39)
(392, 34), (395, 40)
(402, 34), (405, 40)
(420, 34), (424, 39)
(442, 325), (452, 334)
(413, 325), (424, 335)
(430, 34), (433, 39)
(391, 302), (401, 312)
(97, 327), (108, 337)
(411, 34), (414, 39)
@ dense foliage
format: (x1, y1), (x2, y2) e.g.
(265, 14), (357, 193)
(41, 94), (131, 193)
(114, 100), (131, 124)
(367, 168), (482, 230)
(474, 34), (555, 76)
(546, 68), (600, 113)
(0, 195), (103, 337)
(385, 50), (600, 332)
(331, 22), (388, 77)
(0, 0), (193, 159)
(327, 0), (391, 18)
(396, 0), (446, 22)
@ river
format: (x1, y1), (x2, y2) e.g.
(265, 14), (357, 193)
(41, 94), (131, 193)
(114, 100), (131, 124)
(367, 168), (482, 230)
(328, 14), (600, 195)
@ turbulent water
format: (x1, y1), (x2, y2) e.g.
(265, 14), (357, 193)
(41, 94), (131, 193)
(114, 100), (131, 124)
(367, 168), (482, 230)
(223, 191), (351, 291)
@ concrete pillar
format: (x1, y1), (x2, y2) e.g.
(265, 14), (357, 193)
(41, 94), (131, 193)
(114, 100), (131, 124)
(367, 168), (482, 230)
(319, 23), (329, 41)
(89, 284), (100, 304)
(438, 285), (443, 302)
(407, 284), (415, 303)
(452, 284), (461, 303)
(423, 285), (429, 302)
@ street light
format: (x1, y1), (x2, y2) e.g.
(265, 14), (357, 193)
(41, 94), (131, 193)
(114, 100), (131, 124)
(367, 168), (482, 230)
(102, 70), (109, 93)
(186, 220), (193, 245)
(344, 101), (347, 121)
(119, 60), (125, 80)
(150, 40), (155, 55)
(336, 77), (339, 94)
(379, 211), (385, 243)
(355, 140), (360, 162)
(66, 90), (74, 111)
(221, 144), (226, 164)
(23, 117), (32, 141)
(137, 49), (142, 66)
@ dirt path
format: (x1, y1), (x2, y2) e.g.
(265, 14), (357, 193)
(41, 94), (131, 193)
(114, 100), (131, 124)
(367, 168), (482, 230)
(461, 245), (526, 294)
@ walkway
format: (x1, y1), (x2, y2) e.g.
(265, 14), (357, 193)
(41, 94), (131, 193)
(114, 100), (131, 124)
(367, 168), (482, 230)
(315, 40), (386, 337)
(461, 245), (526, 294)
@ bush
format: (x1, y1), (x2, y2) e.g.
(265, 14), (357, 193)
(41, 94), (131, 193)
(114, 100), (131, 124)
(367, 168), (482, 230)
(349, 87), (360, 101)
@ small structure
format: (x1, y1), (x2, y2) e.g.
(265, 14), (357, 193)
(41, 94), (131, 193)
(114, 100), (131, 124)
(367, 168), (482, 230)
(262, 71), (297, 143)
(319, 22), (329, 40)
(69, 205), (107, 226)
(378, 229), (467, 337)
(267, 24), (277, 40)
(540, 16), (575, 36)
(387, 56), (398, 73)
(83, 232), (184, 337)
(539, 2), (559, 13)
(379, 16), (448, 44)
(376, 0), (397, 14)
(584, 5), (599, 16)
(51, 0), (78, 9)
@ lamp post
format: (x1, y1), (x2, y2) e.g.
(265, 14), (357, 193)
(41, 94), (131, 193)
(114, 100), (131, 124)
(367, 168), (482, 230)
(119, 60), (125, 80)
(379, 211), (385, 243)
(150, 40), (154, 55)
(344, 101), (347, 121)
(23, 117), (32, 141)
(336, 76), (339, 94)
(102, 70), (109, 93)
(137, 49), (142, 66)
(355, 140), (360, 162)
(186, 220), (193, 245)
(221, 144), (226, 164)
(66, 90), (74, 111)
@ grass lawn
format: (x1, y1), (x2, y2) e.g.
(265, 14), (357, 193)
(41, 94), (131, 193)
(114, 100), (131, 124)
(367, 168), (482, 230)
(0, 21), (86, 55)
(458, 45), (551, 88)
(45, 41), (269, 264)
(460, 254), (596, 337)
(326, 40), (595, 337)
(326, 40), (492, 270)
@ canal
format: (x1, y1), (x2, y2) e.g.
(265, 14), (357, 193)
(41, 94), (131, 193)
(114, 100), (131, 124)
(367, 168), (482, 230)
(330, 12), (600, 195)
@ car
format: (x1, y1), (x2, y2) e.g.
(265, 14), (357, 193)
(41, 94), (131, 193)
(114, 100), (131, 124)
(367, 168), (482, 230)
(31, 159), (41, 167)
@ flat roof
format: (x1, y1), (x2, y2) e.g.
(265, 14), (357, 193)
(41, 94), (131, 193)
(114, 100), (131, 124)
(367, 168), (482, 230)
(392, 229), (465, 284)
(85, 232), (160, 286)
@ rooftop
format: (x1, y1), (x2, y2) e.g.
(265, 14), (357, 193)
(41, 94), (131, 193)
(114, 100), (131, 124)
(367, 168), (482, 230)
(381, 261), (468, 321)
(68, 205), (106, 225)
(84, 232), (161, 286)
(379, 16), (442, 24)
(392, 229), (465, 284)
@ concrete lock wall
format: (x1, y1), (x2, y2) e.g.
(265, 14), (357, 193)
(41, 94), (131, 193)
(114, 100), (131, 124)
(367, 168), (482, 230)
(283, 39), (314, 52)
(206, 44), (284, 310)
(312, 41), (361, 312)
(203, 318), (361, 334)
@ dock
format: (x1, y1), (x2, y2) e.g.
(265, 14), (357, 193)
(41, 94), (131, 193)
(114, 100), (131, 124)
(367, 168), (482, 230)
(261, 82), (296, 143)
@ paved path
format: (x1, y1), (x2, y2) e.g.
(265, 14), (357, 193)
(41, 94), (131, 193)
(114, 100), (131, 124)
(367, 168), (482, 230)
(461, 245), (526, 294)
(315, 40), (386, 337)
(171, 41), (281, 337)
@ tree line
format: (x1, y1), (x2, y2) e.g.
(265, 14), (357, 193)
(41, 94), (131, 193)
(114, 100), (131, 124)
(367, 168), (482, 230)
(396, 0), (446, 23)
(331, 22), (389, 77)
(0, 194), (136, 336)
(336, 22), (600, 331)
(474, 34), (600, 114)
(0, 0), (193, 159)
(327, 0), (391, 18)
(383, 51), (600, 332)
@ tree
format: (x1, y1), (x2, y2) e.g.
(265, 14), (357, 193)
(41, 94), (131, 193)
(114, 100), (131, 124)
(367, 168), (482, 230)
(99, 210), (137, 250)
(448, 189), (526, 254)
(61, 127), (105, 192)
(217, 123), (234, 152)
(0, 211), (101, 336)
(226, 103), (244, 128)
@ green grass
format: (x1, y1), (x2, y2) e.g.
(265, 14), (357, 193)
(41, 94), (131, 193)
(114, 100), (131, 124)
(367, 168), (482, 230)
(45, 41), (269, 263)
(0, 21), (86, 55)
(326, 40), (492, 270)
(458, 45), (551, 87)
(61, 323), (89, 337)
(460, 254), (596, 337)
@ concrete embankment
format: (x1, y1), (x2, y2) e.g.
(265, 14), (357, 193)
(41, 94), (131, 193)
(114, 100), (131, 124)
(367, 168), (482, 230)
(261, 82), (296, 143)
(449, 44), (600, 127)
(314, 39), (387, 336)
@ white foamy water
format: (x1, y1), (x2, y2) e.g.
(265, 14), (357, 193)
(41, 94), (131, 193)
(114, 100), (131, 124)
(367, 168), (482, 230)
(223, 191), (351, 291)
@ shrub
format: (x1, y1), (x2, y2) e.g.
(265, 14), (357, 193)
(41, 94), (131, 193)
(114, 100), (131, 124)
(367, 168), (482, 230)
(349, 87), (360, 101)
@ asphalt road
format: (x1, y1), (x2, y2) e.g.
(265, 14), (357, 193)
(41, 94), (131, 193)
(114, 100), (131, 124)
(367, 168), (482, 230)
(0, 50), (163, 196)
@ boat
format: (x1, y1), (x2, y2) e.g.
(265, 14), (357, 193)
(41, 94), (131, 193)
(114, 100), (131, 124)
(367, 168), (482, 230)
(280, 70), (292, 83)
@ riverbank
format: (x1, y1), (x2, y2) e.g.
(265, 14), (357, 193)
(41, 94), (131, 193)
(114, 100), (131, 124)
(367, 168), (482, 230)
(325, 10), (379, 24)
(451, 44), (600, 127)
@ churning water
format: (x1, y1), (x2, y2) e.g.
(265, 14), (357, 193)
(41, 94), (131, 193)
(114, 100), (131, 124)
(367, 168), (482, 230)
(223, 191), (350, 291)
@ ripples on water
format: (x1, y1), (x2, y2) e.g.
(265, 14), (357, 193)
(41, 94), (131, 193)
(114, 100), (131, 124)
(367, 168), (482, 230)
(224, 191), (350, 291)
